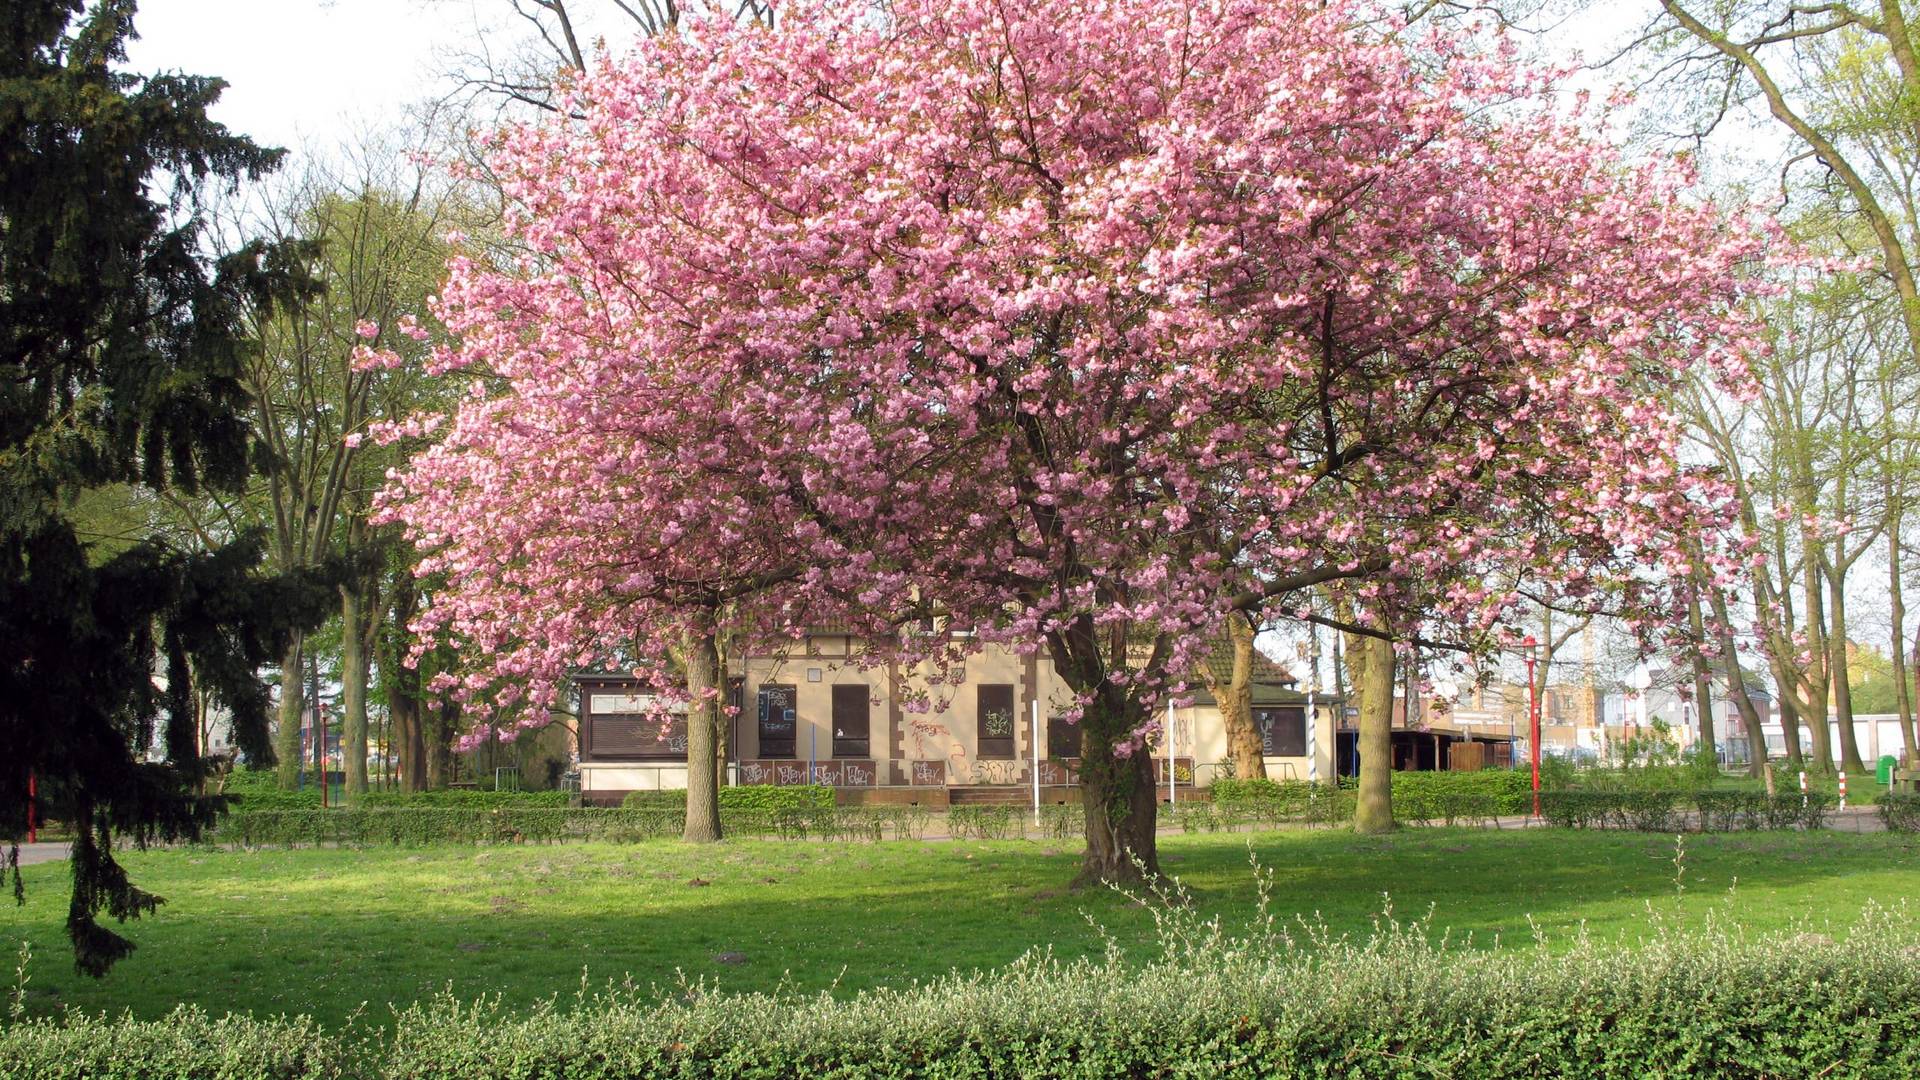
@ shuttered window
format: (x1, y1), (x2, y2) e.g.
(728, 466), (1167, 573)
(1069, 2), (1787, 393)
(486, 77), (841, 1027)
(977, 684), (1016, 760)
(757, 684), (797, 758)
(831, 685), (871, 759)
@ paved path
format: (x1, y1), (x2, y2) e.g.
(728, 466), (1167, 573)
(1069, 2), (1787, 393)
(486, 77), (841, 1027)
(9, 842), (70, 867)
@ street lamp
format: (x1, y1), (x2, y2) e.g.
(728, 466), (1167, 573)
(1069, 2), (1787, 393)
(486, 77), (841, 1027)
(1522, 635), (1541, 818)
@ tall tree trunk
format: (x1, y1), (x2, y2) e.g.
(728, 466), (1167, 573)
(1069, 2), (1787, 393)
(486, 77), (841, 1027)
(382, 571), (428, 791)
(425, 697), (458, 789)
(1891, 527), (1917, 765)
(1687, 593), (1715, 765)
(1349, 630), (1395, 835)
(1825, 564), (1867, 775)
(274, 637), (305, 788)
(1801, 543), (1836, 774)
(681, 625), (724, 843)
(1707, 586), (1768, 777)
(1204, 610), (1265, 780)
(340, 584), (370, 802)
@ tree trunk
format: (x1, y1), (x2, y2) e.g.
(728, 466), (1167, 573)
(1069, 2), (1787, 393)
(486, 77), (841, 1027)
(425, 697), (458, 789)
(1686, 593), (1715, 766)
(1891, 527), (1916, 765)
(274, 637), (305, 789)
(340, 584), (370, 802)
(1704, 584), (1764, 776)
(682, 626), (724, 843)
(1349, 630), (1395, 834)
(1075, 693), (1160, 886)
(1775, 686), (1804, 771)
(1826, 565), (1867, 775)
(1801, 547), (1835, 774)
(1213, 611), (1265, 780)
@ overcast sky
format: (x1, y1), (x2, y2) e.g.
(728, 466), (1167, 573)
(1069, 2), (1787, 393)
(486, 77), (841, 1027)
(122, 1), (461, 155)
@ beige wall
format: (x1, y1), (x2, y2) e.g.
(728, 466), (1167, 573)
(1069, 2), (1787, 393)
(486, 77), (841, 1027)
(733, 640), (1332, 788)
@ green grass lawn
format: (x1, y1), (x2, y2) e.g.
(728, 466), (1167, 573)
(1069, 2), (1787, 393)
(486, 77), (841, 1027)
(5, 828), (1917, 1027)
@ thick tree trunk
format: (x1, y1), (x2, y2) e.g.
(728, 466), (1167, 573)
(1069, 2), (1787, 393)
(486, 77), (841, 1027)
(1826, 567), (1867, 775)
(274, 637), (305, 789)
(1075, 693), (1160, 886)
(682, 627), (723, 843)
(341, 584), (370, 802)
(1349, 630), (1395, 834)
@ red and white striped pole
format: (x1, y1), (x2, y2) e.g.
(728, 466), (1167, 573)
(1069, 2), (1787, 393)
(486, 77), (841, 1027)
(1799, 770), (1808, 808)
(25, 773), (35, 845)
(1838, 770), (1848, 809)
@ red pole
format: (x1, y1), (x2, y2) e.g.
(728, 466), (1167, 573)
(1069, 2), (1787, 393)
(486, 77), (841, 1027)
(1524, 635), (1540, 818)
(25, 773), (36, 844)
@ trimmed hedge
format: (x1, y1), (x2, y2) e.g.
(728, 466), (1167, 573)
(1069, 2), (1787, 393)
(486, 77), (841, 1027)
(202, 806), (937, 846)
(5, 907), (1918, 1078)
(358, 789), (571, 809)
(622, 785), (836, 811)
(1541, 790), (1836, 832)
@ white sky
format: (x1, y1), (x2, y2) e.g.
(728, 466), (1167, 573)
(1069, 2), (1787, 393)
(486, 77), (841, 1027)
(123, 1), (458, 155)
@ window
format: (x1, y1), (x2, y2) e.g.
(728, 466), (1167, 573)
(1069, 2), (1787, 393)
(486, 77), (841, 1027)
(757, 684), (797, 758)
(1255, 706), (1306, 757)
(1046, 714), (1081, 759)
(978, 684), (1016, 759)
(832, 685), (871, 759)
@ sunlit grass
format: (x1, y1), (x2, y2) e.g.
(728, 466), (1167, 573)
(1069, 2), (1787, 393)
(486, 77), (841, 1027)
(5, 827), (1915, 1026)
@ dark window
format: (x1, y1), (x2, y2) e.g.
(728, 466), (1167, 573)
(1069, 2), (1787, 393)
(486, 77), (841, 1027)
(757, 684), (797, 758)
(1256, 706), (1306, 757)
(581, 687), (684, 761)
(1047, 715), (1081, 759)
(978, 684), (1016, 759)
(831, 685), (871, 759)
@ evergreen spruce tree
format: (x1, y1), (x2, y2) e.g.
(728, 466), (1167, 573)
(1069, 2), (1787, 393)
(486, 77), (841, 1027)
(1, 0), (329, 974)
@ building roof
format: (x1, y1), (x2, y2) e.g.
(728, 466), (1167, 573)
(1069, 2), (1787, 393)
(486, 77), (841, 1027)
(1200, 628), (1297, 688)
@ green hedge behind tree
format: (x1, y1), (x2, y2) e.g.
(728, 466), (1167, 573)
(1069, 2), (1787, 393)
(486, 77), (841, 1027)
(5, 905), (1917, 1078)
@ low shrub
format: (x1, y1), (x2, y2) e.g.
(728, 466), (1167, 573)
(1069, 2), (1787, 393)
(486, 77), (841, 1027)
(946, 806), (1024, 840)
(1878, 793), (1920, 832)
(6, 900), (1918, 1078)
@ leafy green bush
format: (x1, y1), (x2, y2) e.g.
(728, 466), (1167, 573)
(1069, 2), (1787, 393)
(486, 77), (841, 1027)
(1877, 793), (1920, 832)
(7, 899), (1919, 1079)
(218, 768), (322, 811)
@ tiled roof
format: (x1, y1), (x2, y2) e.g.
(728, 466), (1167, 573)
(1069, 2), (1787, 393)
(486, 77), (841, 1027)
(1200, 627), (1297, 688)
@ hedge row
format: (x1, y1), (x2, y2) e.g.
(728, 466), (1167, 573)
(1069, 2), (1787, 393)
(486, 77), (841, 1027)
(202, 806), (940, 846)
(1540, 790), (1838, 832)
(621, 785), (836, 811)
(6, 907), (1918, 1078)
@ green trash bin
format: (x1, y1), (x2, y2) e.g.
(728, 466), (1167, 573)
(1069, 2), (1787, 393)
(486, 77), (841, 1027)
(1878, 755), (1899, 787)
